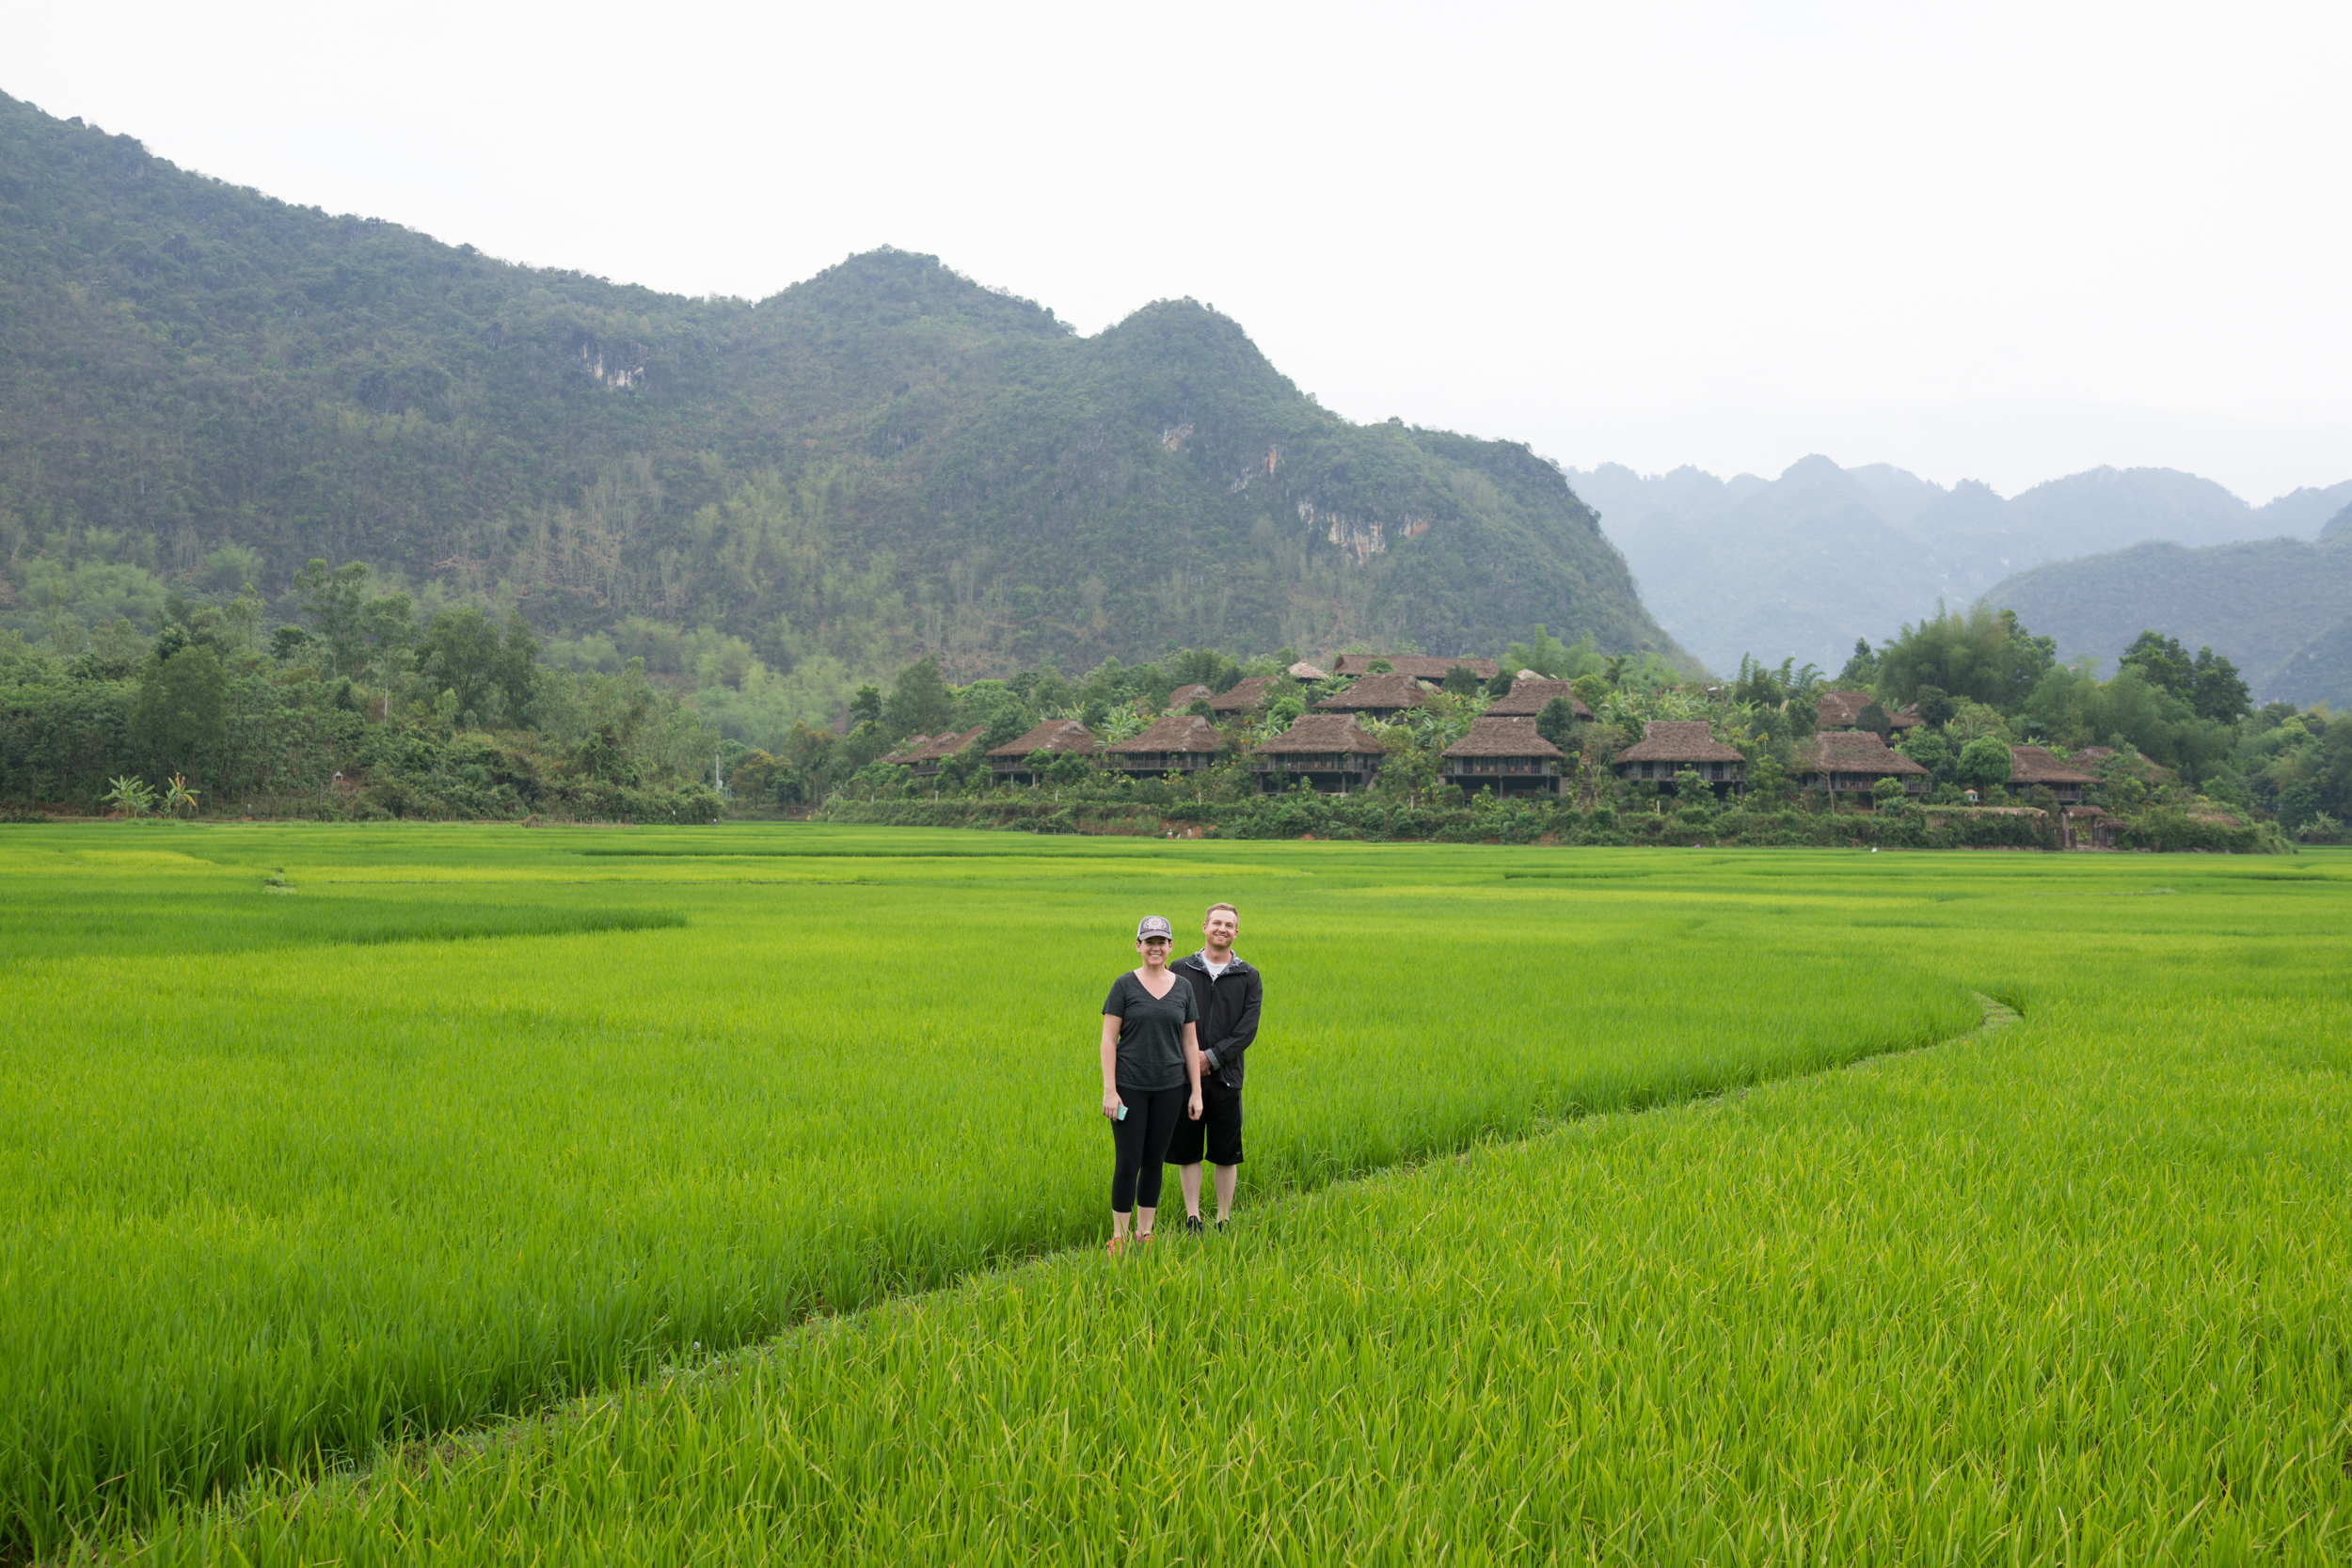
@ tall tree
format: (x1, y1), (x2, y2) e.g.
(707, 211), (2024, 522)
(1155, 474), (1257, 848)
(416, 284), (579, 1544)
(2118, 631), (2193, 697)
(2119, 630), (2250, 724)
(2189, 649), (2250, 724)
(292, 561), (371, 679)
(883, 657), (954, 737)
(417, 606), (504, 725)
(133, 641), (229, 778)
(1535, 696), (1581, 751)
(1912, 685), (1955, 730)
(359, 594), (416, 721)
(1874, 605), (2056, 713)
(492, 610), (542, 725)
(1955, 735), (2013, 793)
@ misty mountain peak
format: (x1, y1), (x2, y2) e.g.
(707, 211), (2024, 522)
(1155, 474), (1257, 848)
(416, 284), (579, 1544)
(1585, 452), (2346, 679)
(1777, 453), (1851, 484)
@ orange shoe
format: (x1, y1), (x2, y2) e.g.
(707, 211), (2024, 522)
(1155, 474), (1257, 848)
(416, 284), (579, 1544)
(1106, 1234), (1126, 1257)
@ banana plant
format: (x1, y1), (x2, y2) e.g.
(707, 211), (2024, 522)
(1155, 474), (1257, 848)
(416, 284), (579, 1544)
(101, 775), (157, 818)
(163, 774), (200, 817)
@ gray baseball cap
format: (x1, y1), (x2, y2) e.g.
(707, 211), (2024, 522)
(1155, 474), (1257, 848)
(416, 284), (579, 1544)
(1136, 915), (1174, 942)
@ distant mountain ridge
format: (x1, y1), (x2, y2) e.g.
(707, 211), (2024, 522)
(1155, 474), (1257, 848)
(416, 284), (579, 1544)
(1571, 458), (2352, 677)
(0, 88), (1673, 724)
(1988, 505), (2352, 708)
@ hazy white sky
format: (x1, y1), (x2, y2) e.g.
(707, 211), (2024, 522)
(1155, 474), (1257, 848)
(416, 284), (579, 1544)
(11, 1), (2349, 503)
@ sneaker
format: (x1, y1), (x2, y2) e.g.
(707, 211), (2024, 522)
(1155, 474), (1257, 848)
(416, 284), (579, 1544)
(1215, 1216), (1229, 1232)
(1184, 1214), (1205, 1235)
(1137, 1229), (1154, 1244)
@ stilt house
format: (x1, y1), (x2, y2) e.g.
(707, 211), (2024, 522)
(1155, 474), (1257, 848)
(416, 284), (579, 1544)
(987, 720), (1101, 785)
(1248, 713), (1387, 795)
(1441, 717), (1565, 797)
(1612, 721), (1748, 798)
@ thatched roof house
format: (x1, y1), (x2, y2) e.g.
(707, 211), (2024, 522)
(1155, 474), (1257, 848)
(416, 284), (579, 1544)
(1315, 672), (1430, 721)
(1485, 679), (1593, 721)
(1209, 676), (1277, 714)
(1799, 730), (1928, 801)
(1613, 721), (1748, 796)
(900, 724), (987, 777)
(1441, 717), (1565, 798)
(989, 719), (1100, 759)
(1816, 690), (1919, 732)
(1332, 654), (1500, 681)
(987, 719), (1101, 784)
(2008, 745), (2095, 803)
(1166, 684), (1215, 707)
(1287, 660), (1329, 681)
(881, 734), (936, 767)
(1104, 714), (1227, 778)
(1248, 713), (1387, 795)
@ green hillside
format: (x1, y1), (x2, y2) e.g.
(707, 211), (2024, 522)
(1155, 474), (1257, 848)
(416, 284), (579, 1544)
(0, 90), (1672, 734)
(1988, 521), (2352, 708)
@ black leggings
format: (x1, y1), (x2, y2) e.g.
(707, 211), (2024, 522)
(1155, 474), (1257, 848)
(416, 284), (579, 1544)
(1110, 1084), (1188, 1212)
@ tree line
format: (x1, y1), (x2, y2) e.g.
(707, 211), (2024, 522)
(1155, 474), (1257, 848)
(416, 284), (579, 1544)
(1, 561), (723, 821)
(7, 577), (2342, 847)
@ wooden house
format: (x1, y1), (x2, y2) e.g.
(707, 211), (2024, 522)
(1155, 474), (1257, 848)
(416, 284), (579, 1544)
(1441, 717), (1565, 798)
(2007, 745), (2095, 804)
(1798, 729), (1928, 803)
(1248, 713), (1387, 795)
(1208, 675), (1277, 715)
(1314, 672), (1430, 721)
(904, 724), (986, 779)
(1104, 714), (1227, 780)
(1484, 679), (1593, 721)
(986, 720), (1100, 785)
(1331, 654), (1500, 681)
(1815, 689), (1919, 733)
(880, 734), (936, 769)
(1613, 721), (1748, 798)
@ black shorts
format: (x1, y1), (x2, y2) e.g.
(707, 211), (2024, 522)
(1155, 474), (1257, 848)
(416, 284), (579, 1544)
(1166, 1078), (1243, 1166)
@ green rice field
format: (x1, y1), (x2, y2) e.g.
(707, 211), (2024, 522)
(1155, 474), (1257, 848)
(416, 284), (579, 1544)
(2, 824), (2347, 1563)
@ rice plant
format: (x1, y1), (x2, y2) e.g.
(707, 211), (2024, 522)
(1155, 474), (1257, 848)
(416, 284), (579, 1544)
(3, 824), (2344, 1560)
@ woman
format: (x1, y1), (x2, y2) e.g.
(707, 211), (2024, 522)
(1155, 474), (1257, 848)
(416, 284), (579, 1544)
(1100, 914), (1204, 1251)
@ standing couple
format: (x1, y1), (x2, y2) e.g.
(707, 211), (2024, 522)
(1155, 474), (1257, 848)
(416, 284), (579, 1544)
(1098, 902), (1261, 1253)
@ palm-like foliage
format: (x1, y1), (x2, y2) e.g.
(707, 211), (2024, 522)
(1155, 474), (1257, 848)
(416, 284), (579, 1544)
(101, 776), (156, 818)
(163, 774), (200, 817)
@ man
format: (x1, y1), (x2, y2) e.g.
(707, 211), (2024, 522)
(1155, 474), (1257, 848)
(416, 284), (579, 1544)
(1167, 901), (1261, 1232)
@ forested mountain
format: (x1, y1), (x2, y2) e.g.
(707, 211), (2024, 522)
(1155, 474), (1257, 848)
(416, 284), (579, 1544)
(1988, 505), (2352, 708)
(1571, 458), (2352, 677)
(0, 89), (1673, 737)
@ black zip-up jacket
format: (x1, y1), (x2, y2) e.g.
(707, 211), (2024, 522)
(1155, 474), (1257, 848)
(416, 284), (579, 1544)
(1170, 951), (1261, 1090)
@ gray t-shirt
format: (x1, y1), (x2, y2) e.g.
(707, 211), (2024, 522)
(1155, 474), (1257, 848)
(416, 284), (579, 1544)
(1103, 971), (1199, 1092)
